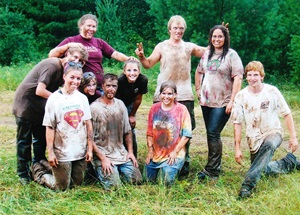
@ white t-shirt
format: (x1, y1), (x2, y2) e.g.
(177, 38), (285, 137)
(232, 84), (291, 153)
(43, 90), (91, 162)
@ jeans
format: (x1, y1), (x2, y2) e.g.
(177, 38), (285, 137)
(201, 106), (230, 177)
(95, 160), (142, 190)
(242, 133), (294, 190)
(145, 158), (185, 185)
(15, 117), (47, 179)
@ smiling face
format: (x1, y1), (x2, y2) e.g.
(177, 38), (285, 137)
(211, 29), (225, 51)
(63, 69), (82, 93)
(123, 62), (140, 83)
(80, 19), (97, 39)
(102, 78), (118, 100)
(83, 79), (97, 96)
(160, 87), (177, 108)
(246, 70), (264, 89)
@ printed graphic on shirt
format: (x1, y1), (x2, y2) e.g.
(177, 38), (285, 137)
(64, 110), (84, 129)
(207, 59), (221, 72)
(260, 101), (270, 109)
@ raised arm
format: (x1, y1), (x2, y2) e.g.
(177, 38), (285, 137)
(48, 42), (85, 57)
(135, 42), (161, 69)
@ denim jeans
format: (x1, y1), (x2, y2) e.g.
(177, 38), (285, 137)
(145, 158), (185, 185)
(15, 117), (47, 179)
(95, 160), (142, 190)
(242, 133), (285, 190)
(201, 106), (230, 177)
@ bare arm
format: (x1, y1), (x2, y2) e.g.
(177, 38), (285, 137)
(146, 135), (154, 164)
(129, 94), (143, 128)
(226, 75), (243, 114)
(135, 42), (161, 69)
(195, 68), (204, 101)
(125, 131), (139, 167)
(85, 119), (94, 162)
(46, 126), (58, 167)
(284, 113), (298, 152)
(167, 136), (190, 165)
(48, 42), (84, 57)
(110, 50), (130, 62)
(234, 123), (243, 165)
(36, 82), (52, 99)
(191, 44), (206, 58)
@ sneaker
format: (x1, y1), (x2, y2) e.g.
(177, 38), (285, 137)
(19, 177), (31, 185)
(238, 187), (253, 199)
(286, 153), (300, 171)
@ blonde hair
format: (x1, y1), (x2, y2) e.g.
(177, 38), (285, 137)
(123, 59), (141, 71)
(245, 61), (265, 77)
(167, 15), (187, 31)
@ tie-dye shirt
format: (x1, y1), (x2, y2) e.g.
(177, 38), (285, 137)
(196, 48), (244, 107)
(147, 102), (192, 162)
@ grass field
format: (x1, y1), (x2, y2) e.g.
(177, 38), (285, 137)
(0, 63), (300, 215)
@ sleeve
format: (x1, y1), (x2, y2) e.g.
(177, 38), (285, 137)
(138, 75), (148, 95)
(196, 51), (208, 75)
(229, 50), (244, 78)
(180, 105), (192, 138)
(146, 105), (155, 137)
(98, 39), (115, 58)
(42, 93), (58, 128)
(231, 91), (244, 124)
(274, 87), (291, 117)
(37, 62), (60, 86)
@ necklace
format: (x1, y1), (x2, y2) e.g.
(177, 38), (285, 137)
(214, 51), (223, 55)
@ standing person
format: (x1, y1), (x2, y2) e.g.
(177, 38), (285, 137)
(145, 81), (192, 185)
(48, 14), (132, 88)
(195, 25), (244, 180)
(78, 72), (101, 183)
(135, 15), (206, 177)
(116, 59), (148, 158)
(90, 73), (142, 190)
(232, 61), (299, 199)
(12, 46), (88, 185)
(32, 63), (93, 191)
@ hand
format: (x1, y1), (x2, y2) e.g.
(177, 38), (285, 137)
(288, 136), (299, 153)
(129, 116), (136, 129)
(48, 151), (59, 168)
(85, 149), (93, 162)
(145, 147), (154, 164)
(225, 101), (233, 114)
(127, 152), (139, 167)
(167, 151), (177, 165)
(235, 149), (243, 165)
(135, 42), (145, 58)
(196, 89), (201, 102)
(101, 156), (114, 176)
(222, 22), (229, 33)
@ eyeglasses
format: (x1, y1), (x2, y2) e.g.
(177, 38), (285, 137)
(68, 61), (83, 68)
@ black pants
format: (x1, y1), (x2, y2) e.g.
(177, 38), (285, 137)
(15, 117), (47, 179)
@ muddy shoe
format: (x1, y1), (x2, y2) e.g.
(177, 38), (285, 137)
(238, 187), (253, 199)
(19, 177), (31, 186)
(39, 159), (52, 173)
(31, 162), (48, 184)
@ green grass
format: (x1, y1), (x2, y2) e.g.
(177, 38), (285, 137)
(1, 65), (300, 215)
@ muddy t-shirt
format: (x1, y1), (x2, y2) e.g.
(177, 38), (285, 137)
(153, 40), (196, 102)
(232, 84), (291, 153)
(196, 49), (244, 107)
(90, 98), (131, 165)
(43, 90), (91, 162)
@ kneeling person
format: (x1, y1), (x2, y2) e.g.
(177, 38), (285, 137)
(91, 73), (142, 190)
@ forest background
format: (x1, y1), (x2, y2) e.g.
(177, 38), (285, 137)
(0, 0), (300, 214)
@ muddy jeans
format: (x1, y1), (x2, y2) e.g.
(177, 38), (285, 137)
(242, 133), (290, 190)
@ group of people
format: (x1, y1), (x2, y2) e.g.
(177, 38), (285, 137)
(12, 14), (299, 198)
